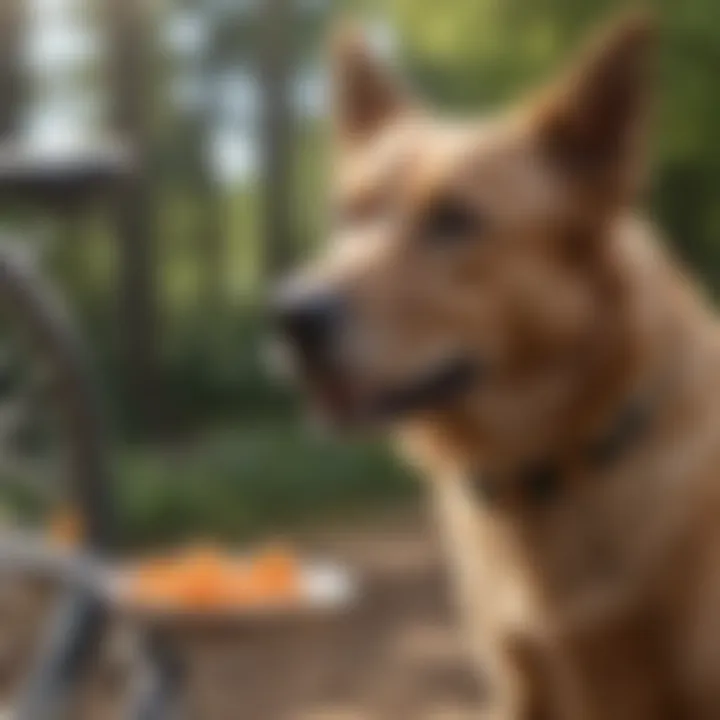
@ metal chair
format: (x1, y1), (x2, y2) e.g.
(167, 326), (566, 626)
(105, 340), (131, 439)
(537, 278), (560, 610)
(0, 142), (126, 720)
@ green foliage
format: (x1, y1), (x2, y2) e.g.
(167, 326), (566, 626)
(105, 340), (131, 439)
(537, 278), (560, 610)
(158, 306), (293, 429)
(114, 422), (415, 548)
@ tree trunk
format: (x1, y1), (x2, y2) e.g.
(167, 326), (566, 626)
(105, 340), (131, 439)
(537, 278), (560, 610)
(106, 0), (160, 435)
(258, 0), (295, 281)
(0, 0), (24, 139)
(197, 4), (225, 312)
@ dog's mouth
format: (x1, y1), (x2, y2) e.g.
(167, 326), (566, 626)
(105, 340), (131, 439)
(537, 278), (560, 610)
(294, 354), (479, 429)
(368, 358), (478, 421)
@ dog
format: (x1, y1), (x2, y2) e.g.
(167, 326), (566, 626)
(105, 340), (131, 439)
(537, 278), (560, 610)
(272, 12), (720, 719)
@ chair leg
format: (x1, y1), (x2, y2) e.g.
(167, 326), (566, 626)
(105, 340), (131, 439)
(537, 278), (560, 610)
(126, 631), (185, 720)
(14, 590), (107, 720)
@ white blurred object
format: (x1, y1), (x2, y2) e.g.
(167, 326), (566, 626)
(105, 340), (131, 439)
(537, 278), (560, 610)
(209, 129), (257, 185)
(24, 23), (100, 70)
(303, 561), (357, 609)
(22, 0), (107, 152)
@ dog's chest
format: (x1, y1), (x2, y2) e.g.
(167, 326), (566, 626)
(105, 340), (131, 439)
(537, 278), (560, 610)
(516, 478), (637, 612)
(481, 456), (683, 620)
(433, 467), (689, 718)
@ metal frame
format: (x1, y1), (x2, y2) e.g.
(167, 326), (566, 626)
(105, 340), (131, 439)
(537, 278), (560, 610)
(126, 631), (185, 720)
(0, 246), (115, 719)
(0, 133), (176, 716)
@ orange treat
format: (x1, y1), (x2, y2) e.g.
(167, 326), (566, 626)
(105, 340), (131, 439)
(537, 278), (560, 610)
(225, 571), (258, 605)
(127, 543), (302, 611)
(250, 547), (301, 599)
(178, 547), (229, 607)
(129, 557), (185, 606)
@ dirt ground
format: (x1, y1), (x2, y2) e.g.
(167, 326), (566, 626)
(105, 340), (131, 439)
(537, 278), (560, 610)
(2, 506), (485, 719)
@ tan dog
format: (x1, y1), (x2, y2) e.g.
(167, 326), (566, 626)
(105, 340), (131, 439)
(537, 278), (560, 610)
(273, 13), (720, 719)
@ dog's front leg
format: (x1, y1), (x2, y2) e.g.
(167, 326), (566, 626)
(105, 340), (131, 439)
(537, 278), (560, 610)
(429, 475), (564, 720)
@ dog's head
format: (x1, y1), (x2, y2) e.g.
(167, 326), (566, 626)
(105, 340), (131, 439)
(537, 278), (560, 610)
(273, 15), (655, 438)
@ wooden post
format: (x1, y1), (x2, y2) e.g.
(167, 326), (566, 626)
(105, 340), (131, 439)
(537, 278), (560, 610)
(0, 0), (24, 139)
(259, 0), (295, 280)
(106, 0), (160, 434)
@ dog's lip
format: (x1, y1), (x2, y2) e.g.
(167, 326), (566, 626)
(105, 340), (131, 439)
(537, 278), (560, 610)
(264, 334), (479, 427)
(305, 356), (479, 428)
(367, 357), (479, 421)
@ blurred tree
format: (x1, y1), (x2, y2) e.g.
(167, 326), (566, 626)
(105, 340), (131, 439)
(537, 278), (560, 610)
(106, 0), (161, 434)
(168, 0), (225, 310)
(0, 0), (24, 139)
(259, 0), (296, 279)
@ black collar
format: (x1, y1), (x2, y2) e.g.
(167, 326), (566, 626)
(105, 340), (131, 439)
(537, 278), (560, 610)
(471, 391), (659, 508)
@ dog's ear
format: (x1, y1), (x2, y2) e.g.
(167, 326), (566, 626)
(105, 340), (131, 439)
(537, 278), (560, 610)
(331, 22), (407, 146)
(535, 12), (656, 204)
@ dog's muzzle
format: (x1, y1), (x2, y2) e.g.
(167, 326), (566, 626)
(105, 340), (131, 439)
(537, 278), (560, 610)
(270, 285), (479, 427)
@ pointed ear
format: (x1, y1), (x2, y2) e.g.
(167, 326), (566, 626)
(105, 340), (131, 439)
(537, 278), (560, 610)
(331, 22), (408, 146)
(535, 12), (657, 203)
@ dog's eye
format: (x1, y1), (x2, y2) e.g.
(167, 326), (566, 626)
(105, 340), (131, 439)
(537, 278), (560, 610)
(423, 200), (480, 244)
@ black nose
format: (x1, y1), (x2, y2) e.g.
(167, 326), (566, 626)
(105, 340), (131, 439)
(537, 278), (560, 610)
(272, 288), (344, 357)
